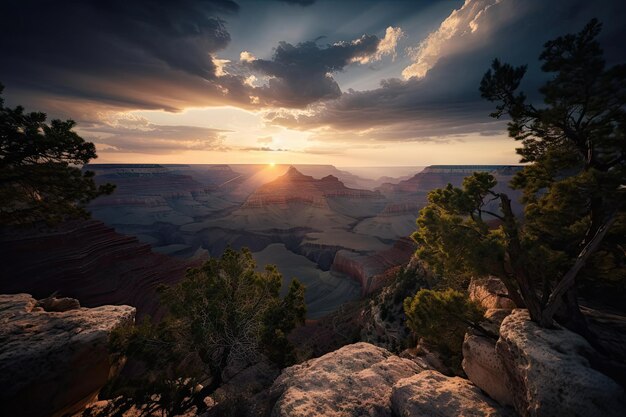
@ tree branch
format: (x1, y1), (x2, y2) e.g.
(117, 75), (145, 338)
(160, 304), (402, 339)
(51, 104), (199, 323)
(541, 210), (618, 325)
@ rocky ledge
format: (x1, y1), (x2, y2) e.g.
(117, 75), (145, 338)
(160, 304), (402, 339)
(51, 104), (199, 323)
(0, 293), (135, 417)
(496, 309), (626, 417)
(269, 342), (511, 417)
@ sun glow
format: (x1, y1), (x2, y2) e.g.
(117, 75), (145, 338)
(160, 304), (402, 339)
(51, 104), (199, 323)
(269, 162), (276, 167)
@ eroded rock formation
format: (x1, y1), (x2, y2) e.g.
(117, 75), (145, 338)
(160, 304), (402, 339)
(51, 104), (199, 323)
(0, 293), (135, 417)
(497, 309), (626, 417)
(0, 220), (199, 318)
(243, 167), (383, 209)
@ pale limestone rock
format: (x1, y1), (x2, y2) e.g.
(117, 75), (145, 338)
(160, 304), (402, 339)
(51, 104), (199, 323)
(484, 308), (512, 326)
(391, 370), (514, 417)
(270, 342), (424, 417)
(497, 309), (626, 417)
(0, 293), (135, 417)
(462, 332), (514, 406)
(469, 277), (516, 310)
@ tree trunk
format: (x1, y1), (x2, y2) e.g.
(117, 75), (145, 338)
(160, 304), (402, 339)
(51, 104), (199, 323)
(540, 212), (617, 326)
(499, 192), (544, 322)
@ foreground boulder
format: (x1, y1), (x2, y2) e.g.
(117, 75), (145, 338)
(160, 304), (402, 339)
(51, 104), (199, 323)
(462, 332), (514, 406)
(270, 342), (424, 417)
(391, 370), (514, 417)
(0, 293), (135, 417)
(497, 309), (626, 417)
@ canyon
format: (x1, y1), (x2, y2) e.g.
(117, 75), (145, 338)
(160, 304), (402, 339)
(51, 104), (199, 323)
(84, 163), (521, 318)
(1, 163), (523, 319)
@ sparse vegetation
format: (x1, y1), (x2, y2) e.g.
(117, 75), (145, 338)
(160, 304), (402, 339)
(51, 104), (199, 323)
(403, 288), (486, 372)
(100, 248), (306, 416)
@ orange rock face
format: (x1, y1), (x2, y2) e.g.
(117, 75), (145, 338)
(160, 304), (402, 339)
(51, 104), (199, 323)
(0, 220), (199, 319)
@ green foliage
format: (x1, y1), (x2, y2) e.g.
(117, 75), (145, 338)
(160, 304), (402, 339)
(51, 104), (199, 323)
(403, 289), (485, 371)
(0, 84), (114, 226)
(412, 173), (507, 288)
(103, 248), (306, 416)
(414, 19), (625, 328)
(100, 318), (202, 417)
(261, 278), (307, 366)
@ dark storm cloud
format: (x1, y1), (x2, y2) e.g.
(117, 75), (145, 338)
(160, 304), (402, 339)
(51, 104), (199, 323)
(0, 0), (240, 111)
(276, 0), (316, 6)
(246, 34), (391, 107)
(268, 0), (626, 141)
(0, 0), (396, 115)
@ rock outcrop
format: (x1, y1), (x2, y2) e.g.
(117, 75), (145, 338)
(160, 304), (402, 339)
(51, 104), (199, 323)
(469, 277), (517, 310)
(497, 309), (626, 417)
(391, 370), (514, 417)
(462, 332), (514, 406)
(270, 342), (424, 417)
(0, 219), (199, 318)
(243, 166), (383, 209)
(331, 238), (416, 295)
(378, 165), (522, 195)
(0, 293), (135, 417)
(268, 341), (514, 417)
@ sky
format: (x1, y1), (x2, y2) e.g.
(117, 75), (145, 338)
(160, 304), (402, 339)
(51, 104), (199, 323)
(1, 0), (625, 166)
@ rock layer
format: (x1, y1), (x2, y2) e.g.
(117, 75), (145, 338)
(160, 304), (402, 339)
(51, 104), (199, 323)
(0, 293), (135, 417)
(0, 219), (198, 318)
(497, 309), (626, 417)
(243, 167), (383, 209)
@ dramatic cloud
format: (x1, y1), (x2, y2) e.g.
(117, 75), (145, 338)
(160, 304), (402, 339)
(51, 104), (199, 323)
(244, 29), (402, 107)
(2, 0), (624, 162)
(352, 27), (404, 64)
(0, 0), (402, 116)
(265, 77), (503, 142)
(81, 114), (230, 154)
(268, 0), (626, 143)
(0, 0), (240, 111)
(276, 0), (316, 6)
(402, 0), (509, 79)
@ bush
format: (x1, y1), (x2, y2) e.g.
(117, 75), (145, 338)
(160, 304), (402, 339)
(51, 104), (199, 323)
(403, 288), (485, 372)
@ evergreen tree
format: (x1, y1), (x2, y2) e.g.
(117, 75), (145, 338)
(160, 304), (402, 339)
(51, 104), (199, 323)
(102, 248), (306, 416)
(403, 288), (486, 372)
(413, 20), (625, 332)
(0, 84), (114, 226)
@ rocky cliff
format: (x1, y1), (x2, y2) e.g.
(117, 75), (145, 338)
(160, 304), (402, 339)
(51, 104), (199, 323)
(0, 220), (199, 318)
(243, 167), (383, 209)
(0, 293), (135, 417)
(378, 165), (522, 195)
(497, 309), (626, 417)
(331, 238), (416, 295)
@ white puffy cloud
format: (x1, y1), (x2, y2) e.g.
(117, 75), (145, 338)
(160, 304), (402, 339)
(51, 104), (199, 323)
(402, 0), (508, 79)
(352, 26), (404, 64)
